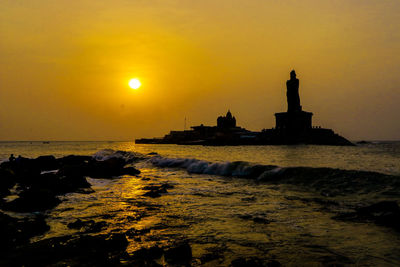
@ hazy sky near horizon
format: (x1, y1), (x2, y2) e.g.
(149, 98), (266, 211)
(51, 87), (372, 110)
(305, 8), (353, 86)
(1, 0), (399, 140)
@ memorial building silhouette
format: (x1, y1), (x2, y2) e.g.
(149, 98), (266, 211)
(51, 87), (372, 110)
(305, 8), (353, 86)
(136, 70), (353, 146)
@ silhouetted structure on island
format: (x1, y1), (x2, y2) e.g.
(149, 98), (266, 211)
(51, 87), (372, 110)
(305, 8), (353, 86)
(276, 70), (313, 133)
(136, 70), (353, 146)
(217, 110), (236, 128)
(271, 70), (315, 143)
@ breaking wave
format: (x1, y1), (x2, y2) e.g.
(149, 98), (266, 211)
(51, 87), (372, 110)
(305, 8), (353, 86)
(149, 156), (278, 178)
(92, 149), (144, 162)
(149, 155), (400, 196)
(89, 150), (400, 196)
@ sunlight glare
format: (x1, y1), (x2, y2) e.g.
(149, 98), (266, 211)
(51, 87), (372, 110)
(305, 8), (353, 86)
(129, 78), (141, 89)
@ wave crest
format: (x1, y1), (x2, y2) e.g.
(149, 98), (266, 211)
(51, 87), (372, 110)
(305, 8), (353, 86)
(148, 155), (400, 196)
(149, 156), (277, 178)
(92, 149), (143, 162)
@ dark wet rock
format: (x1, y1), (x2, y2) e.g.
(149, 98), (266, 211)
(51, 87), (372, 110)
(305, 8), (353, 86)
(164, 241), (192, 264)
(0, 233), (128, 266)
(0, 153), (138, 216)
(128, 258), (162, 267)
(87, 157), (127, 178)
(58, 157), (140, 179)
(67, 219), (107, 233)
(0, 188), (10, 198)
(59, 156), (139, 179)
(121, 166), (141, 176)
(238, 214), (270, 224)
(28, 172), (91, 195)
(0, 212), (49, 251)
(143, 190), (162, 198)
(2, 188), (61, 212)
(200, 245), (226, 264)
(241, 196), (256, 202)
(2, 157), (41, 181)
(34, 155), (59, 171)
(356, 140), (371, 144)
(162, 183), (174, 189)
(200, 251), (224, 264)
(1, 155), (91, 202)
(238, 214), (253, 220)
(252, 217), (271, 224)
(126, 227), (151, 237)
(19, 234), (125, 266)
(143, 183), (173, 191)
(57, 163), (89, 177)
(125, 212), (146, 222)
(231, 257), (281, 267)
(266, 260), (282, 267)
(230, 257), (263, 267)
(143, 185), (166, 193)
(142, 183), (173, 198)
(57, 155), (92, 165)
(129, 246), (163, 267)
(0, 167), (16, 196)
(132, 246), (163, 260)
(334, 201), (400, 231)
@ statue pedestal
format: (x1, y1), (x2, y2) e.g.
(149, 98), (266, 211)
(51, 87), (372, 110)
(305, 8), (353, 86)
(275, 111), (313, 134)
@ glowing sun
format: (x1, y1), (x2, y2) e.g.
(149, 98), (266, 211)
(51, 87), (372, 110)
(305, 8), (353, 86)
(129, 78), (141, 89)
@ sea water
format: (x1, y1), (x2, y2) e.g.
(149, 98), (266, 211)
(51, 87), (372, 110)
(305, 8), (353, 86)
(1, 141), (399, 175)
(1, 141), (400, 265)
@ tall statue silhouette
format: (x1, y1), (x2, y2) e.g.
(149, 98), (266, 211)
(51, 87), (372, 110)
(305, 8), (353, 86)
(286, 70), (301, 112)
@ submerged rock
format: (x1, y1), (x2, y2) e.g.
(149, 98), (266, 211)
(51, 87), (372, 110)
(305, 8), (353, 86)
(252, 216), (271, 224)
(131, 246), (163, 260)
(67, 219), (107, 233)
(164, 241), (192, 264)
(200, 251), (225, 264)
(126, 227), (151, 237)
(334, 201), (400, 231)
(121, 166), (141, 176)
(143, 190), (162, 198)
(142, 183), (173, 198)
(129, 246), (167, 266)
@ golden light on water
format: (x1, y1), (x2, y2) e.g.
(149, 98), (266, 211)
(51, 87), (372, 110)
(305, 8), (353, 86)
(129, 79), (141, 90)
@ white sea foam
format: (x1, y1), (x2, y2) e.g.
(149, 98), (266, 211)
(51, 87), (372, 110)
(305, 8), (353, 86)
(92, 149), (143, 162)
(149, 156), (277, 178)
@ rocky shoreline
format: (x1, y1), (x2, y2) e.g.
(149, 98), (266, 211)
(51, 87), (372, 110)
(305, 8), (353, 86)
(0, 154), (278, 266)
(1, 153), (399, 266)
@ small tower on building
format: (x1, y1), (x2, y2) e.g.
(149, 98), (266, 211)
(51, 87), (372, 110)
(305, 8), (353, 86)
(217, 110), (237, 128)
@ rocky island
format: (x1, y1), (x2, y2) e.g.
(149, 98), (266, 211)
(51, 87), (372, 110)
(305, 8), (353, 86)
(136, 71), (353, 146)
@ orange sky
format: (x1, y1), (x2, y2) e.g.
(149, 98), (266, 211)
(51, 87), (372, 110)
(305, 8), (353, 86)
(1, 0), (399, 140)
